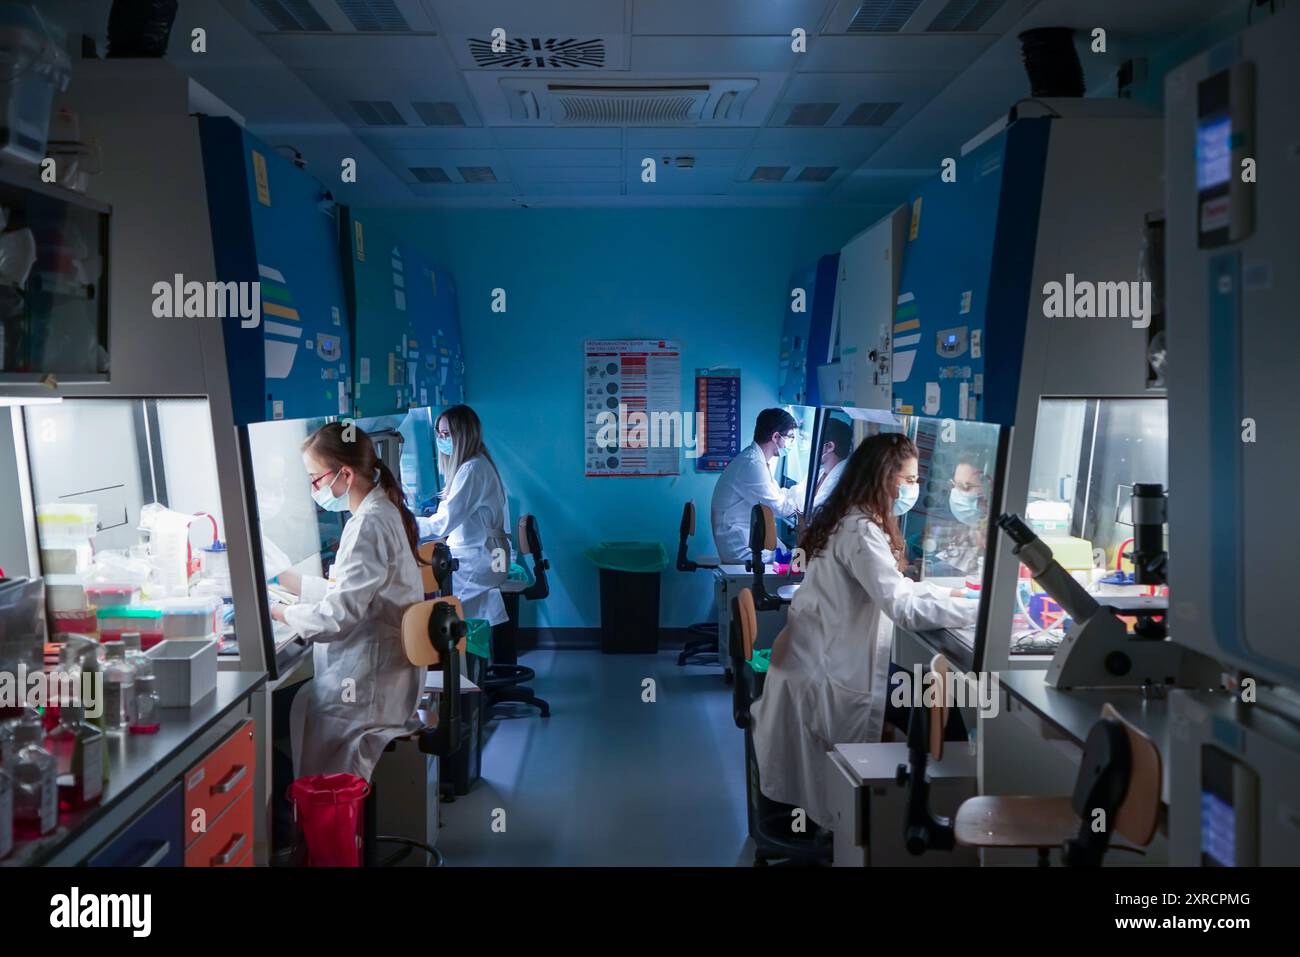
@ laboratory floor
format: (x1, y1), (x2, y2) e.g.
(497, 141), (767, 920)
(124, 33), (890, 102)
(437, 649), (751, 866)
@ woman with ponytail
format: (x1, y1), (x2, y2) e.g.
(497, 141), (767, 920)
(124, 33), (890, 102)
(749, 432), (979, 830)
(417, 404), (511, 626)
(270, 422), (425, 781)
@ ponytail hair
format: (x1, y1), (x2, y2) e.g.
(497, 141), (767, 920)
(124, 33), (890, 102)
(302, 422), (426, 565)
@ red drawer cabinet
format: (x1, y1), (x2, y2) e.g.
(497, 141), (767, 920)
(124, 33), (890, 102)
(184, 719), (256, 866)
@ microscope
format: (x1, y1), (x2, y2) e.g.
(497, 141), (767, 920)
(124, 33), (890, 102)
(997, 484), (1218, 690)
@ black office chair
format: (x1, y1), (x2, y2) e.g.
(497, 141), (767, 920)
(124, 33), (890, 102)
(482, 514), (551, 718)
(366, 597), (466, 866)
(744, 503), (784, 612)
(898, 655), (1160, 866)
(676, 501), (721, 667)
(729, 585), (831, 867)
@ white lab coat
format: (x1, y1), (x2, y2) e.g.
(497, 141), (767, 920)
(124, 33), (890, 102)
(417, 455), (511, 626)
(811, 458), (846, 512)
(285, 487), (425, 782)
(710, 442), (805, 563)
(750, 509), (978, 828)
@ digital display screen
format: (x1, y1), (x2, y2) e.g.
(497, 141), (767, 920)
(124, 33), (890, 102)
(1201, 790), (1235, 866)
(1196, 115), (1231, 190)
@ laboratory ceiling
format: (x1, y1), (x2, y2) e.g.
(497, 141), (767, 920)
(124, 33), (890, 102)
(41, 0), (1234, 209)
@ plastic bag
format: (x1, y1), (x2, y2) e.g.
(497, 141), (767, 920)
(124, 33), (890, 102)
(584, 541), (668, 573)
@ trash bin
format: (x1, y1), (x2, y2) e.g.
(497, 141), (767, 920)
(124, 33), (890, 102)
(439, 618), (489, 798)
(585, 542), (668, 654)
(287, 773), (370, 867)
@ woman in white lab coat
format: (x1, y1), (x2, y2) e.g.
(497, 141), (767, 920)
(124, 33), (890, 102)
(271, 423), (425, 781)
(750, 432), (978, 829)
(417, 405), (511, 626)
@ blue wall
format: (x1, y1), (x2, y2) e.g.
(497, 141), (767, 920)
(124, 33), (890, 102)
(361, 206), (880, 629)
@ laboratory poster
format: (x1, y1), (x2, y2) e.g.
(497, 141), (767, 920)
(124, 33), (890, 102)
(694, 367), (741, 472)
(584, 339), (682, 477)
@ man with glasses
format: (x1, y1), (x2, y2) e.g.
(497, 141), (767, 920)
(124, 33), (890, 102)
(925, 446), (990, 577)
(710, 408), (805, 563)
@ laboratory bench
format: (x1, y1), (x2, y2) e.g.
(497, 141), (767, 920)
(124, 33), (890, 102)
(4, 669), (266, 867)
(998, 669), (1173, 805)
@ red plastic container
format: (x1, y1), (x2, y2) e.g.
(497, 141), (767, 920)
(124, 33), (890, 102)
(287, 773), (371, 867)
(99, 628), (165, 650)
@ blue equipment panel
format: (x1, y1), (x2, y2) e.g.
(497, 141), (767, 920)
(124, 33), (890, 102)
(892, 119), (1050, 426)
(777, 263), (815, 405)
(403, 253), (465, 409)
(199, 116), (352, 425)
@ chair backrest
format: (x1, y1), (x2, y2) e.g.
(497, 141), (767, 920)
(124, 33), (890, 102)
(747, 503), (777, 560)
(676, 501), (697, 572)
(516, 513), (549, 601)
(1100, 702), (1162, 847)
(681, 500), (696, 538)
(928, 654), (954, 761)
(418, 540), (458, 598)
(401, 596), (467, 667)
(737, 587), (758, 662)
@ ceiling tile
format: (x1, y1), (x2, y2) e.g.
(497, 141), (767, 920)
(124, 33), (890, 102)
(631, 0), (838, 35)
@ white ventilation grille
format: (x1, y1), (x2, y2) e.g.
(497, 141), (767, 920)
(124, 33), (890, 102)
(350, 100), (406, 125)
(847, 0), (924, 33)
(252, 0), (331, 31)
(336, 0), (410, 32)
(410, 167), (450, 183)
(470, 37), (605, 69)
(927, 0), (1007, 32)
(501, 79), (757, 125)
(844, 101), (902, 126)
(412, 101), (466, 126)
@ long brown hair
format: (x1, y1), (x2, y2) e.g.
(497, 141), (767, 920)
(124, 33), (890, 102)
(799, 432), (918, 569)
(302, 422), (425, 564)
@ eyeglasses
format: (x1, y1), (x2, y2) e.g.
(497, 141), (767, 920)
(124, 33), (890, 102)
(309, 469), (338, 491)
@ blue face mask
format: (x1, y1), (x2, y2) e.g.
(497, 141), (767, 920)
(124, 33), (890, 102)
(894, 482), (919, 516)
(950, 488), (983, 526)
(311, 472), (351, 512)
(436, 435), (453, 456)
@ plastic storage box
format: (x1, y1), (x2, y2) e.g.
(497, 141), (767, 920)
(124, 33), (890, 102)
(96, 606), (164, 649)
(44, 574), (87, 612)
(146, 638), (218, 707)
(35, 503), (97, 544)
(155, 596), (221, 638)
(85, 584), (139, 608)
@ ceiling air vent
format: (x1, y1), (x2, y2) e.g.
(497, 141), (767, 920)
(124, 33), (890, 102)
(470, 37), (606, 69)
(458, 166), (498, 184)
(350, 100), (406, 125)
(501, 78), (757, 125)
(927, 0), (1007, 32)
(844, 101), (902, 126)
(796, 166), (837, 182)
(785, 102), (837, 127)
(410, 167), (450, 183)
(750, 166), (790, 183)
(846, 0), (924, 33)
(411, 101), (466, 127)
(336, 0), (410, 32)
(251, 0), (331, 31)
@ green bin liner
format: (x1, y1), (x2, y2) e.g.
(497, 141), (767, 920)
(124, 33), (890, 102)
(584, 541), (668, 574)
(749, 648), (771, 674)
(507, 561), (534, 587)
(464, 617), (491, 660)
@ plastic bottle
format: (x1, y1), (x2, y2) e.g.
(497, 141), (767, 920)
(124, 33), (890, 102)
(46, 703), (104, 812)
(100, 642), (136, 733)
(120, 632), (153, 721)
(10, 713), (57, 838)
(129, 673), (160, 735)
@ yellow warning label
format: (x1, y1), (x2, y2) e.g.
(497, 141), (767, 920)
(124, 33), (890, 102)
(252, 150), (271, 206)
(909, 196), (922, 241)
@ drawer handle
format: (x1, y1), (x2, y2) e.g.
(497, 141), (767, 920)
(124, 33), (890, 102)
(211, 764), (248, 795)
(138, 842), (172, 868)
(212, 833), (247, 866)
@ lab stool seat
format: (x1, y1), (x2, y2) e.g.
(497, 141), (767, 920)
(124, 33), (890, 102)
(952, 796), (1079, 849)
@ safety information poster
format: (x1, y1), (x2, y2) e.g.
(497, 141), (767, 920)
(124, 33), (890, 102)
(694, 367), (741, 472)
(584, 339), (682, 477)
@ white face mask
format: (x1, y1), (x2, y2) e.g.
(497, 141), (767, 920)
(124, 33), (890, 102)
(311, 471), (351, 512)
(894, 482), (919, 516)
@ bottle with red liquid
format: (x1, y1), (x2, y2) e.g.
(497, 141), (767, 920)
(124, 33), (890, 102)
(9, 712), (57, 839)
(129, 672), (160, 734)
(46, 703), (104, 812)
